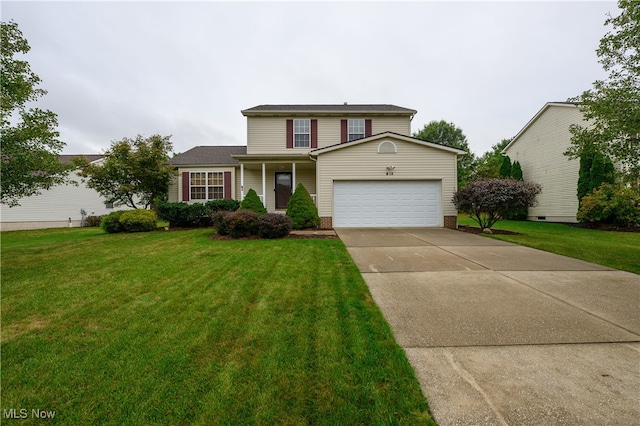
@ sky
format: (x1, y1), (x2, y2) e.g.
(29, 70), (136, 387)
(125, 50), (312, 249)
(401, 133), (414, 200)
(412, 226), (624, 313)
(3, 0), (618, 157)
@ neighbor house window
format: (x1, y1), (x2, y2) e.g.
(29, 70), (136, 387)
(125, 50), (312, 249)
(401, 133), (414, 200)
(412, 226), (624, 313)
(348, 119), (365, 141)
(294, 119), (310, 148)
(190, 172), (224, 200)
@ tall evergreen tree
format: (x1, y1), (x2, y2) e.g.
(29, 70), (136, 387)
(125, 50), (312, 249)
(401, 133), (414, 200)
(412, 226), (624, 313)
(499, 156), (512, 178)
(511, 161), (523, 180)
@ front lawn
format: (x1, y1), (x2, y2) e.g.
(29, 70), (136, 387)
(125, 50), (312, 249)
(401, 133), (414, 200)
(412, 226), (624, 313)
(459, 216), (640, 274)
(1, 228), (434, 425)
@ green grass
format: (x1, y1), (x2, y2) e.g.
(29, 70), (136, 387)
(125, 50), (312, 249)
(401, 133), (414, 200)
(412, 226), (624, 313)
(459, 215), (640, 274)
(1, 227), (434, 425)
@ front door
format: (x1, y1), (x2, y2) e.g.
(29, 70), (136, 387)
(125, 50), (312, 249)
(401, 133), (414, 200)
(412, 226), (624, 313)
(275, 172), (292, 209)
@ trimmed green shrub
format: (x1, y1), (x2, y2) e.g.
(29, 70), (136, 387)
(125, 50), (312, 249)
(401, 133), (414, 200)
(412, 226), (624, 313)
(101, 210), (126, 233)
(577, 183), (640, 226)
(155, 200), (205, 227)
(240, 189), (267, 215)
(257, 213), (292, 239)
(156, 199), (238, 228)
(205, 199), (240, 213)
(120, 209), (158, 232)
(226, 209), (259, 238)
(286, 183), (320, 229)
(84, 215), (103, 227)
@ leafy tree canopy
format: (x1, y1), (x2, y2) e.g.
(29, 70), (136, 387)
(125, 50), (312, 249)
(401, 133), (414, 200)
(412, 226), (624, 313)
(1, 20), (70, 206)
(413, 120), (476, 187)
(75, 134), (177, 209)
(565, 0), (640, 185)
(475, 139), (511, 179)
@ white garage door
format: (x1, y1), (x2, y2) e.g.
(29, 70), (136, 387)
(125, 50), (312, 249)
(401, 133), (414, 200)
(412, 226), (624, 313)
(333, 181), (441, 227)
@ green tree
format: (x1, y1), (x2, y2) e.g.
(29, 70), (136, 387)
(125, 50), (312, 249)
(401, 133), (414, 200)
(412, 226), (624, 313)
(577, 150), (616, 204)
(1, 21), (70, 206)
(413, 120), (475, 187)
(499, 156), (512, 178)
(565, 0), (640, 185)
(511, 161), (523, 180)
(76, 134), (177, 209)
(240, 188), (267, 215)
(475, 139), (511, 179)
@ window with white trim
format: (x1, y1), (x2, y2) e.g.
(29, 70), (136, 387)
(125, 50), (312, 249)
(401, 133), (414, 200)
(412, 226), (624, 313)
(348, 119), (365, 141)
(294, 119), (310, 148)
(190, 172), (224, 200)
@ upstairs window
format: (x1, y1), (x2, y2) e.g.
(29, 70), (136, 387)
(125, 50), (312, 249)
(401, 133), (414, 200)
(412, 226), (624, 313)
(348, 119), (365, 141)
(341, 119), (372, 143)
(294, 119), (310, 148)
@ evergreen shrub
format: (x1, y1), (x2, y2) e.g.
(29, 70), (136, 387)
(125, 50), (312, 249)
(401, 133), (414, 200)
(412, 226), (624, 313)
(286, 183), (320, 229)
(240, 189), (267, 215)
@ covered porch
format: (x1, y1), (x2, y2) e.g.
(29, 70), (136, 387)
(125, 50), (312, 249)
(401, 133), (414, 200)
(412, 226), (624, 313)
(232, 154), (317, 212)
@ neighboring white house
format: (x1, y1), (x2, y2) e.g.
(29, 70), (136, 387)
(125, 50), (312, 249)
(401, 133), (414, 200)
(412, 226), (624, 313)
(167, 104), (465, 228)
(502, 102), (587, 223)
(0, 155), (129, 231)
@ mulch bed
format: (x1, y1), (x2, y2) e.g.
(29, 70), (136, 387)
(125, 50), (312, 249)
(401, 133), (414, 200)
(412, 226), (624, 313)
(456, 225), (519, 235)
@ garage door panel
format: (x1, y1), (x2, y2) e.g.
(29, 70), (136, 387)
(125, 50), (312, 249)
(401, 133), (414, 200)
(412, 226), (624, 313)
(334, 181), (441, 227)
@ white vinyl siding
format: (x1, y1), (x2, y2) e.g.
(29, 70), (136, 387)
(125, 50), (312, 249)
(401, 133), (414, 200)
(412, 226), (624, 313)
(504, 104), (586, 222)
(334, 181), (441, 227)
(316, 137), (458, 223)
(246, 116), (412, 155)
(0, 170), (132, 231)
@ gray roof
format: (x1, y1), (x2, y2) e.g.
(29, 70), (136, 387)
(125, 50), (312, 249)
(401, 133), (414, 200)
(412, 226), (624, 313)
(166, 145), (247, 166)
(242, 104), (416, 116)
(59, 154), (103, 164)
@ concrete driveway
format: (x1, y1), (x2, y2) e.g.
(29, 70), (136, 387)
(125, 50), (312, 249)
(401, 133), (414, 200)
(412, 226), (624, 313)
(336, 227), (640, 426)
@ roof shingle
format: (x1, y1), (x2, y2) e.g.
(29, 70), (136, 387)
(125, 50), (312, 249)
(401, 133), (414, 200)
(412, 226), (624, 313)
(242, 104), (416, 116)
(166, 146), (247, 166)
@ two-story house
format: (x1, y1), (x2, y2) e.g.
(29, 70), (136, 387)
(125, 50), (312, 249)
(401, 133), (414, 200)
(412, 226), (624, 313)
(167, 104), (465, 228)
(502, 102), (587, 223)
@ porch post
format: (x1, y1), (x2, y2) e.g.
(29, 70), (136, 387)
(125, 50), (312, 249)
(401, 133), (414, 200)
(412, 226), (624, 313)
(262, 162), (266, 208)
(292, 162), (296, 190)
(240, 163), (244, 200)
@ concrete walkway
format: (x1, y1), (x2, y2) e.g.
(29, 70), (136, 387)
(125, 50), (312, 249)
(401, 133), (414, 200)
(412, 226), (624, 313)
(335, 227), (640, 426)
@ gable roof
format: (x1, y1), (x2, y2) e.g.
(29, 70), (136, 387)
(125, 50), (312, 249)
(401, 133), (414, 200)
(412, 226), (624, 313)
(166, 145), (247, 166)
(503, 102), (580, 153)
(59, 154), (103, 164)
(310, 132), (466, 156)
(242, 104), (417, 117)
